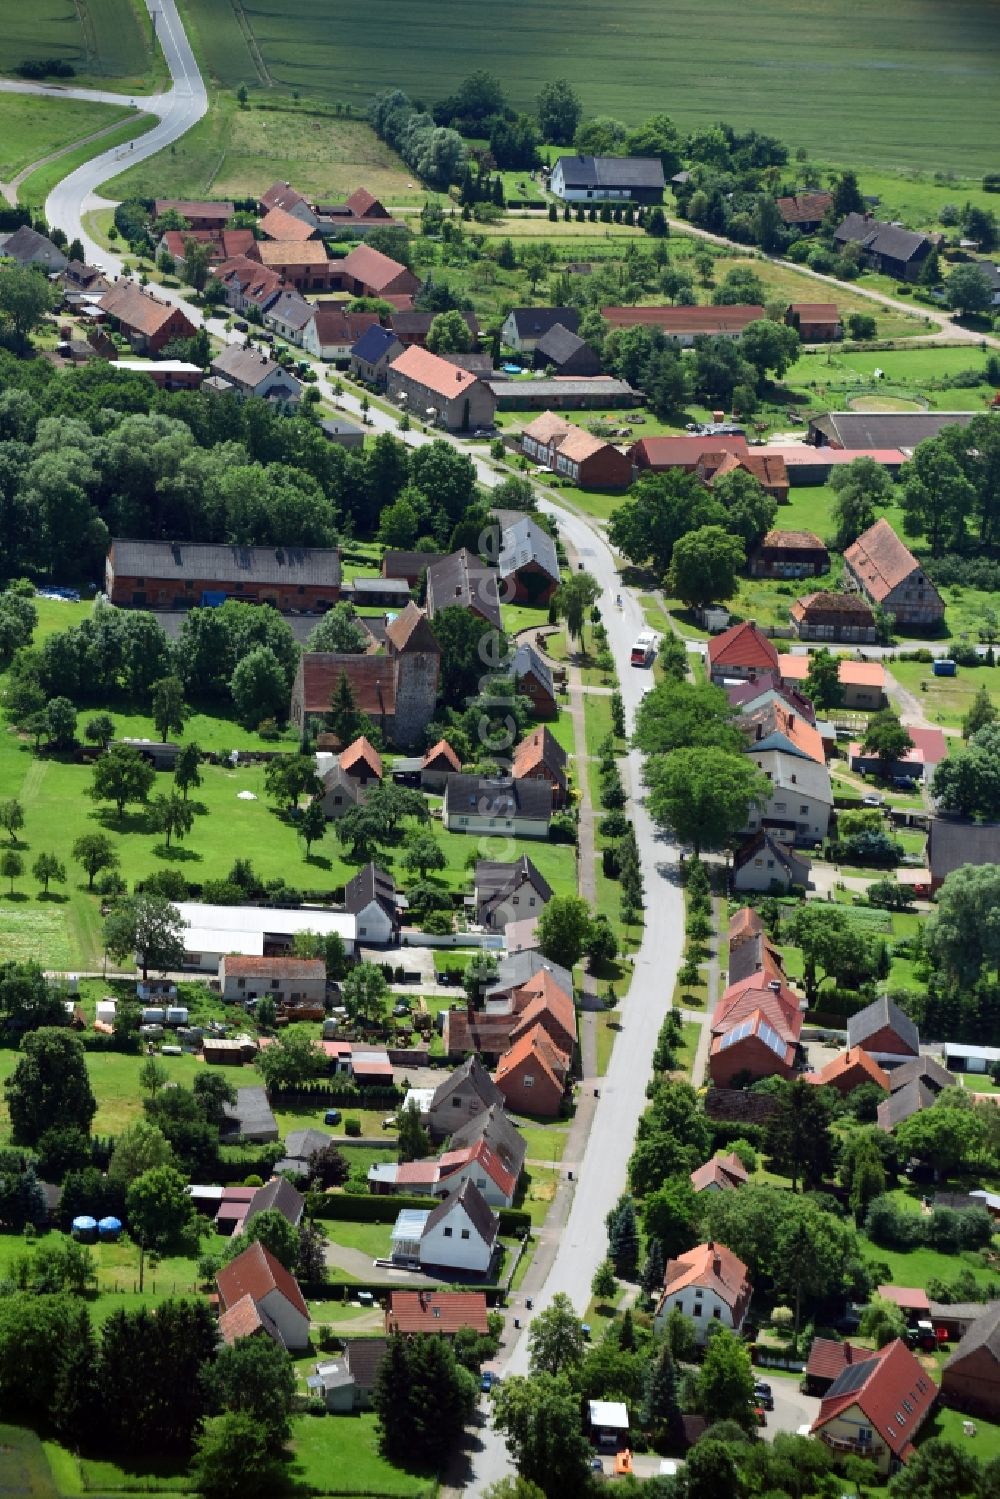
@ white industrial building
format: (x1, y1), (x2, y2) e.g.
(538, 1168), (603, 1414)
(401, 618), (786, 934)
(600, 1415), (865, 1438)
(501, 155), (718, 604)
(172, 902), (356, 973)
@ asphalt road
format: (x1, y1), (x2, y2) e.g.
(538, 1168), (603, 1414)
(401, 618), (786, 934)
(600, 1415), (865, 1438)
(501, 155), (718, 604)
(36, 0), (207, 267)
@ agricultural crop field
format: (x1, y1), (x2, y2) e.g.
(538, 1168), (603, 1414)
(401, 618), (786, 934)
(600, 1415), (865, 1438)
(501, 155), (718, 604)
(0, 0), (159, 90)
(178, 0), (1000, 174)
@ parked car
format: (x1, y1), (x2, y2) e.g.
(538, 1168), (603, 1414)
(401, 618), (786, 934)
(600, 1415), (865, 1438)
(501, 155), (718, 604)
(324, 1109), (341, 1126)
(753, 1381), (774, 1411)
(892, 776), (918, 792)
(862, 793), (884, 807)
(480, 1371), (496, 1392)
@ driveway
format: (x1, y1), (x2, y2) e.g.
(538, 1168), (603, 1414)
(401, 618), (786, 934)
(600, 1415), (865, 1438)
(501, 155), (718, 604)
(764, 1376), (821, 1440)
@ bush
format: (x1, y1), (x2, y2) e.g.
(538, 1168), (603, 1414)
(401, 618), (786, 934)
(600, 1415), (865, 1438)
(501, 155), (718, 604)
(549, 811), (578, 844)
(344, 1118), (361, 1137)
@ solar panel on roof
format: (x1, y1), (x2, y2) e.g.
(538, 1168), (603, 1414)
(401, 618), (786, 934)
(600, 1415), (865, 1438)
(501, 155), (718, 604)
(758, 1020), (788, 1058)
(719, 1018), (754, 1049)
(825, 1356), (879, 1400)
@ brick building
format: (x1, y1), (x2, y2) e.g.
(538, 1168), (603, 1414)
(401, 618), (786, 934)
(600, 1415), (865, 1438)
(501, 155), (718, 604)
(105, 539), (341, 611)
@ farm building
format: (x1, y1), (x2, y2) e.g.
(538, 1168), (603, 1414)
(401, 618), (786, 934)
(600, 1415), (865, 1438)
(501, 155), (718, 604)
(630, 434), (749, 473)
(533, 323), (600, 375)
(777, 653), (885, 710)
(386, 345), (496, 431)
(487, 376), (636, 411)
(785, 303), (841, 341)
(549, 155), (664, 204)
(390, 309), (480, 346)
(319, 416), (365, 450)
(749, 530), (829, 578)
(335, 244), (420, 299)
(847, 996), (919, 1059)
(807, 410), (977, 450)
(256, 239), (335, 291)
(848, 724), (946, 780)
(842, 518), (945, 629)
(833, 214), (940, 281)
(942, 1304), (1000, 1420)
(789, 592), (878, 643)
(155, 198), (234, 228)
(601, 304), (763, 342)
(775, 193), (832, 231)
(219, 956), (326, 1007)
(699, 450), (790, 503)
(173, 902), (356, 972)
(105, 538), (339, 611)
(929, 817), (1000, 891)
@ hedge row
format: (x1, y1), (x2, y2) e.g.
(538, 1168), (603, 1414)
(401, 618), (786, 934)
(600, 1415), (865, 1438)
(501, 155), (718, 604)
(306, 1191), (531, 1236)
(271, 1082), (402, 1108)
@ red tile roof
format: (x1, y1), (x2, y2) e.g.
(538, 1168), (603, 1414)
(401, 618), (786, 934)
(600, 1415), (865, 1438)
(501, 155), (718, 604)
(340, 735), (383, 780)
(729, 906), (764, 945)
(631, 434), (749, 470)
(809, 1046), (890, 1092)
(708, 620), (780, 675)
(340, 243), (413, 294)
(521, 411), (575, 446)
(389, 343), (480, 400)
(259, 206), (316, 241)
(662, 1241), (752, 1320)
(100, 282), (191, 338)
(438, 1138), (518, 1201)
(812, 1338), (936, 1461)
(806, 1335), (870, 1381)
(218, 1292), (268, 1344)
(843, 518), (922, 602)
(346, 187), (384, 217)
(776, 192), (832, 225)
(423, 738), (462, 773)
(216, 1241), (309, 1320)
(155, 198), (234, 222)
(300, 655), (396, 716)
(778, 653), (885, 690)
(877, 1285), (931, 1313)
(511, 973), (577, 1052)
(222, 955), (325, 979)
(602, 304), (764, 332)
(689, 1152), (749, 1193)
(386, 1291), (488, 1334)
(222, 229), (257, 260)
(712, 986), (801, 1045)
(709, 1008), (797, 1069)
(494, 1024), (570, 1091)
(789, 302), (840, 321)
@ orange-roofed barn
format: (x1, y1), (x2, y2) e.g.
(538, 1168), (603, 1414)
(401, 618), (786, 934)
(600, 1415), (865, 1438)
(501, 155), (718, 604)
(698, 450), (790, 504)
(336, 244), (420, 299)
(786, 302), (841, 341)
(386, 345), (497, 432)
(809, 1046), (890, 1096)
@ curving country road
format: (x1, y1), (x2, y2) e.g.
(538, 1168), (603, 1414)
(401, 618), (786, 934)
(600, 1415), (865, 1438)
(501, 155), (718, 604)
(5, 0), (209, 267)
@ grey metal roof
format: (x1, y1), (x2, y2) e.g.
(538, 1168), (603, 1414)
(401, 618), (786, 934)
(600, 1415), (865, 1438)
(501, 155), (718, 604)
(351, 324), (401, 362)
(423, 1178), (498, 1246)
(212, 344), (287, 389)
(110, 538), (341, 587)
(320, 417), (364, 438)
(751, 750), (832, 804)
(810, 410), (977, 450)
(431, 1056), (503, 1112)
(847, 996), (919, 1054)
(512, 642), (555, 699)
(344, 1338), (389, 1391)
(488, 376), (635, 402)
(944, 1301), (1000, 1371)
(554, 155), (665, 191)
(222, 1087), (278, 1142)
(506, 307), (580, 339)
(443, 774), (553, 824)
(344, 862), (396, 918)
(449, 1103), (527, 1178)
(499, 517), (560, 584)
(877, 1078), (934, 1131)
(534, 322), (591, 366)
(485, 948), (573, 1001)
(282, 1129), (333, 1161)
(929, 817), (1000, 883)
(887, 1055), (954, 1093)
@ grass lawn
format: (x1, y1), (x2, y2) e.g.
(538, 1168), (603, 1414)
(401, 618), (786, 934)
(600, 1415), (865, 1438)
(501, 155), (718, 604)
(0, 95), (136, 182)
(923, 1407), (1000, 1463)
(320, 1219), (393, 1259)
(888, 659), (1000, 729)
(294, 1411), (436, 1498)
(514, 1119), (569, 1164)
(725, 257), (929, 340)
(595, 1009), (622, 1076)
(519, 1164), (558, 1226)
(0, 1046), (212, 1143)
(271, 1103), (393, 1140)
(172, 0), (1000, 175)
(674, 1020), (702, 1080)
(105, 90), (421, 206)
(508, 1232), (535, 1293)
(0, 1423), (61, 1499)
(858, 1234), (998, 1291)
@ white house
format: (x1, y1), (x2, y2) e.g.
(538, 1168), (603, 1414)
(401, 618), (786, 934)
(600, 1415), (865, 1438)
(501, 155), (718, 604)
(210, 345), (303, 404)
(391, 1180), (499, 1276)
(442, 775), (551, 840)
(343, 863), (398, 946)
(216, 1241), (310, 1350)
(743, 750), (832, 847)
(654, 1241), (752, 1345)
(219, 954), (326, 1006)
(436, 1138), (518, 1208)
(172, 901), (355, 973)
(549, 155), (665, 204)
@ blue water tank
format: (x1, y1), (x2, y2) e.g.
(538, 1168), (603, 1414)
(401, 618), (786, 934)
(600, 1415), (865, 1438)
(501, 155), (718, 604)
(71, 1215), (98, 1240)
(933, 659), (956, 676)
(98, 1216), (122, 1240)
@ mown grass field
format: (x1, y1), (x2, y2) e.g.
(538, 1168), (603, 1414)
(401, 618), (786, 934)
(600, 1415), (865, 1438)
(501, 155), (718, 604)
(0, 94), (133, 183)
(0, 0), (161, 90)
(174, 0), (1000, 175)
(105, 93), (422, 204)
(16, 109), (155, 210)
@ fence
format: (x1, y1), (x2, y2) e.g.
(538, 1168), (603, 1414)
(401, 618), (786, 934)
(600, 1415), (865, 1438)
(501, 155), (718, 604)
(399, 929), (503, 950)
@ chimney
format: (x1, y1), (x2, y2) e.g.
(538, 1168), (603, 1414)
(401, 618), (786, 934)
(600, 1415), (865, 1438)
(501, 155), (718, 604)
(713, 1250), (721, 1275)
